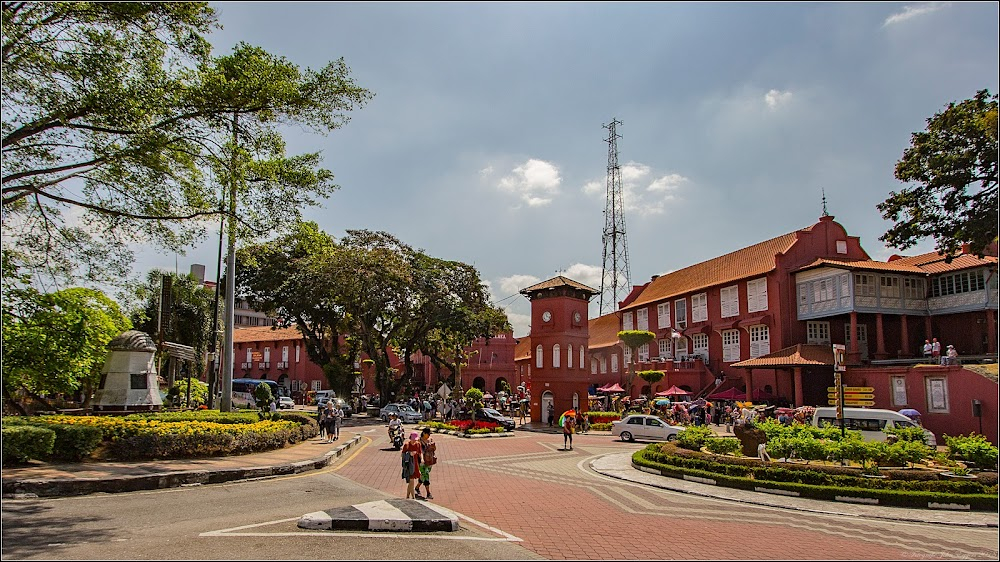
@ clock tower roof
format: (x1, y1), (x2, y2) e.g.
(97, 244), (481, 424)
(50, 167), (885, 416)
(520, 276), (598, 300)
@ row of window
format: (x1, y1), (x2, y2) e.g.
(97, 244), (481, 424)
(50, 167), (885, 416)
(534, 343), (586, 370)
(589, 325), (772, 374)
(623, 277), (768, 332)
(931, 271), (987, 297)
(242, 345), (301, 364)
(807, 270), (989, 305)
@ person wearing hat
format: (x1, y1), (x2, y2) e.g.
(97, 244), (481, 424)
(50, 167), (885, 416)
(946, 344), (959, 366)
(401, 431), (423, 499)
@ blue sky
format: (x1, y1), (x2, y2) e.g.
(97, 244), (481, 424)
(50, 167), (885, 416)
(132, 2), (999, 337)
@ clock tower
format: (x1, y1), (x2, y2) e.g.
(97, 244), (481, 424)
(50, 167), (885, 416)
(519, 276), (597, 425)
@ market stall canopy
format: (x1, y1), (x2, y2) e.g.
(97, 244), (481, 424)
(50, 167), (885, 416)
(708, 387), (745, 400)
(600, 383), (626, 393)
(657, 385), (689, 397)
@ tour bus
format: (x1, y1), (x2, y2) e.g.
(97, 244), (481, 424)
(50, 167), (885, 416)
(231, 378), (286, 409)
(812, 407), (936, 447)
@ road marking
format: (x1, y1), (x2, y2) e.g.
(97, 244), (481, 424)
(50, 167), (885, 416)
(199, 510), (522, 542)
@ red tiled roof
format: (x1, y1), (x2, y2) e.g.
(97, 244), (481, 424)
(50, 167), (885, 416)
(730, 344), (833, 368)
(232, 326), (303, 344)
(514, 337), (531, 361)
(797, 258), (926, 274)
(799, 253), (997, 275)
(622, 231), (800, 311)
(588, 312), (623, 350)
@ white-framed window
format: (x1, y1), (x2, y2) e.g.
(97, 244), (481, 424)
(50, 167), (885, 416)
(855, 273), (876, 297)
(931, 271), (986, 297)
(579, 345), (584, 369)
(657, 302), (671, 329)
(636, 308), (649, 330)
(535, 345), (543, 369)
(807, 321), (831, 345)
(246, 348), (252, 363)
(600, 356), (607, 373)
(692, 333), (709, 360)
(552, 344), (561, 368)
(720, 285), (740, 318)
(624, 346), (632, 364)
(814, 278), (835, 303)
(722, 329), (740, 362)
(638, 343), (649, 362)
(844, 324), (869, 360)
(674, 336), (688, 359)
(658, 338), (671, 359)
(925, 377), (949, 413)
(311, 380), (322, 391)
(567, 344), (573, 369)
(748, 325), (770, 359)
(674, 299), (687, 329)
(691, 293), (708, 323)
(880, 275), (900, 298)
(623, 311), (634, 331)
(591, 359), (598, 374)
(263, 346), (270, 363)
(282, 346), (289, 363)
(891, 376), (908, 406)
(295, 345), (300, 363)
(611, 353), (619, 373)
(904, 278), (925, 300)
(747, 277), (768, 313)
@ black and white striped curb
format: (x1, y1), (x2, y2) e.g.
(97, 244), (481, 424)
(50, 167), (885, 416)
(298, 498), (459, 532)
(416, 426), (514, 438)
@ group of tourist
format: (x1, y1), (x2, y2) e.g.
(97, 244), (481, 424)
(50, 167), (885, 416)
(922, 338), (960, 365)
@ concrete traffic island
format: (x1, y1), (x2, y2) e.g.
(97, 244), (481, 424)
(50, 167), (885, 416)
(298, 498), (459, 532)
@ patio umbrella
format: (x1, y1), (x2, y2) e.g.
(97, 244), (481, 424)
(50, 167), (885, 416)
(660, 385), (690, 397)
(482, 393), (494, 399)
(898, 408), (921, 420)
(654, 399), (670, 406)
(708, 387), (745, 400)
(602, 383), (626, 394)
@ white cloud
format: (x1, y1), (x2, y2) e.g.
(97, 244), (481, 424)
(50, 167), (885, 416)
(505, 312), (531, 338)
(479, 165), (494, 179)
(497, 158), (561, 207)
(559, 263), (603, 290)
(499, 273), (541, 296)
(883, 2), (950, 27)
(584, 161), (690, 217)
(764, 89), (793, 110)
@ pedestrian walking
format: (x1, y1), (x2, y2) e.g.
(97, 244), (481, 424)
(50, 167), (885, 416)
(330, 401), (344, 441)
(414, 427), (437, 500)
(547, 403), (555, 427)
(318, 404), (328, 440)
(324, 400), (336, 442)
(562, 412), (576, 450)
(401, 432), (423, 499)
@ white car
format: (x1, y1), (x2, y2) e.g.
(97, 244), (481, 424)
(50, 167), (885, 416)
(277, 396), (295, 409)
(611, 414), (683, 443)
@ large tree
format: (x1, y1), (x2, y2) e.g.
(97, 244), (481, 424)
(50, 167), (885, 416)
(1, 2), (373, 288)
(2, 281), (131, 413)
(878, 89), (998, 258)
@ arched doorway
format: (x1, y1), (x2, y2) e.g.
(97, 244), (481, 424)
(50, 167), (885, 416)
(572, 392), (579, 410)
(541, 391), (554, 425)
(494, 377), (509, 394)
(473, 377), (486, 391)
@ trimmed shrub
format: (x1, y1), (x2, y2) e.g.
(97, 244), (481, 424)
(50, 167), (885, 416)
(676, 425), (714, 451)
(704, 437), (741, 456)
(41, 422), (104, 461)
(945, 433), (999, 470)
(2, 425), (55, 465)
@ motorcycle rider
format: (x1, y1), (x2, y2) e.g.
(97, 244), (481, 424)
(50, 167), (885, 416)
(387, 412), (403, 447)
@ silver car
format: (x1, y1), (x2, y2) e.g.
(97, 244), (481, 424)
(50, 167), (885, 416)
(379, 403), (422, 423)
(611, 414), (683, 442)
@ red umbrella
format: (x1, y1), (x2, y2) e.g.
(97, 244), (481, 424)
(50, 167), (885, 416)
(708, 387), (745, 400)
(656, 385), (689, 397)
(600, 383), (625, 393)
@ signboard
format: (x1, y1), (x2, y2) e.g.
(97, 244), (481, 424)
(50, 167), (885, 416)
(827, 399), (876, 407)
(252, 352), (263, 362)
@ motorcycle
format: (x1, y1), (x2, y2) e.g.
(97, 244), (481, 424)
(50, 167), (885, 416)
(388, 424), (404, 450)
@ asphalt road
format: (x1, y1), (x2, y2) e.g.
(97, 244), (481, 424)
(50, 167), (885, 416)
(2, 424), (998, 560)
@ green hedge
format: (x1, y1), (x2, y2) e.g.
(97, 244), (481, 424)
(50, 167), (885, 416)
(2, 416), (104, 462)
(633, 444), (998, 510)
(2, 425), (55, 466)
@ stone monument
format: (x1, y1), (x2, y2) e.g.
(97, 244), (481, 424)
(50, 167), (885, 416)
(92, 330), (163, 412)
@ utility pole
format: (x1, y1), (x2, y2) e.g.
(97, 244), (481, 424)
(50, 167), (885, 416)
(220, 112), (239, 412)
(599, 118), (631, 315)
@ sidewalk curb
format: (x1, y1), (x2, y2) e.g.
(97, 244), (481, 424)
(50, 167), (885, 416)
(1, 435), (362, 499)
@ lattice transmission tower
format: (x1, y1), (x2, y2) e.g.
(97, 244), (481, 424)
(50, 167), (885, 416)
(599, 118), (631, 315)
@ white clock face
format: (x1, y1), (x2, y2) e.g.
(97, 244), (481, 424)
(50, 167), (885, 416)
(574, 312), (581, 323)
(542, 311), (552, 322)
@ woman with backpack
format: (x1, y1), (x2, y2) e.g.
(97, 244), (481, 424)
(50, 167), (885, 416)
(414, 427), (437, 500)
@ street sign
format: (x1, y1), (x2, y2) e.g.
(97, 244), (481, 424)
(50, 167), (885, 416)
(827, 386), (875, 393)
(843, 400), (876, 407)
(829, 393), (874, 400)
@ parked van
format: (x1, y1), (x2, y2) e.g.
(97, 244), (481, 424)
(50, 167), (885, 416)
(812, 407), (936, 447)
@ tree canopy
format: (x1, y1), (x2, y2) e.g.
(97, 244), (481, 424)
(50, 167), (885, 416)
(1, 2), (373, 287)
(236, 222), (510, 400)
(878, 89), (998, 258)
